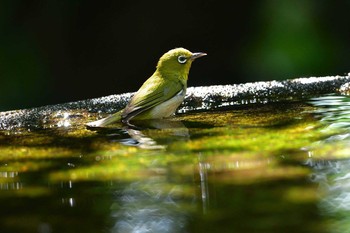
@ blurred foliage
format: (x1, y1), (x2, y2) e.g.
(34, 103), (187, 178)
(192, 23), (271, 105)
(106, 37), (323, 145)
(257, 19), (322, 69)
(1, 1), (350, 111)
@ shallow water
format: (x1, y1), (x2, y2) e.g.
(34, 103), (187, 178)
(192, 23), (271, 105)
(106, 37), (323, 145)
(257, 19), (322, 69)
(0, 97), (350, 233)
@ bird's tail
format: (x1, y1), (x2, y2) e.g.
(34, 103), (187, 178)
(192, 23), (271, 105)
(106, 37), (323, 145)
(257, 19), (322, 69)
(86, 111), (122, 127)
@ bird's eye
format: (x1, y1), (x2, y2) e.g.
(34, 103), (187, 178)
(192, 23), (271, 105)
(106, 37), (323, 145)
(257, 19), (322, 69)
(177, 55), (187, 64)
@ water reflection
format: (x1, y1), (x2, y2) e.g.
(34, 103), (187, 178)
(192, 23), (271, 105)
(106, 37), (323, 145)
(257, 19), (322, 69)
(198, 154), (210, 214)
(309, 95), (350, 233)
(0, 181), (22, 190)
(108, 155), (217, 233)
(122, 128), (165, 149)
(1, 101), (329, 232)
(308, 159), (350, 233)
(311, 95), (350, 131)
(0, 171), (18, 178)
(110, 177), (190, 233)
(88, 119), (194, 232)
(0, 171), (21, 190)
(89, 119), (189, 149)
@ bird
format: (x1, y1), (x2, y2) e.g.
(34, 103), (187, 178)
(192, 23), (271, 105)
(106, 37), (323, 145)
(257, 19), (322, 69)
(86, 48), (206, 127)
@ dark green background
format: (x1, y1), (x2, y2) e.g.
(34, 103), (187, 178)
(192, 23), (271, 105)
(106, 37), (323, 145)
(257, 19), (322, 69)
(1, 1), (349, 111)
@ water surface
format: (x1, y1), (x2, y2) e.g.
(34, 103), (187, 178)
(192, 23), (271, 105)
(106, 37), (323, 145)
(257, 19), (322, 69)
(0, 97), (349, 233)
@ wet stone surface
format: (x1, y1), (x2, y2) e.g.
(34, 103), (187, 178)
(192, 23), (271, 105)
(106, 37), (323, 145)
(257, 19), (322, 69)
(1, 75), (350, 130)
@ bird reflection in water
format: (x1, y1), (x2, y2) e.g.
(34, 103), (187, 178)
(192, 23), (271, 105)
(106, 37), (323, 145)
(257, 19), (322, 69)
(88, 119), (189, 149)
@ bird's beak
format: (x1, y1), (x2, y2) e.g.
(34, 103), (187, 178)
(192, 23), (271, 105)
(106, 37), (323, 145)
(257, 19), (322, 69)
(191, 52), (207, 60)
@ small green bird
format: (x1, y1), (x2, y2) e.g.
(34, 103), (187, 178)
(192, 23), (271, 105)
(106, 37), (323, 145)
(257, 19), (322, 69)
(87, 48), (206, 127)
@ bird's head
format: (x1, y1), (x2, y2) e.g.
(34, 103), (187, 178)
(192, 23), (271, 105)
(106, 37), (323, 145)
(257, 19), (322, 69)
(156, 48), (206, 77)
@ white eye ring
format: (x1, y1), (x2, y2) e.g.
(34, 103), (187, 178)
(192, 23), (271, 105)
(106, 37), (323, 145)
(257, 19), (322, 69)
(177, 55), (187, 64)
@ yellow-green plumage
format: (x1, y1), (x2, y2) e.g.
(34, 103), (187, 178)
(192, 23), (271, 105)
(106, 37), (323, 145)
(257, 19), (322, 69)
(87, 48), (206, 127)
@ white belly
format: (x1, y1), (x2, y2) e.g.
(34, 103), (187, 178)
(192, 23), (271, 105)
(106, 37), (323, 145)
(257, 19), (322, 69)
(147, 89), (186, 118)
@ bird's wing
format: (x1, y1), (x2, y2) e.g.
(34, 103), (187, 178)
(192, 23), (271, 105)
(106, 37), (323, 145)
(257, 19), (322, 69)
(122, 76), (184, 122)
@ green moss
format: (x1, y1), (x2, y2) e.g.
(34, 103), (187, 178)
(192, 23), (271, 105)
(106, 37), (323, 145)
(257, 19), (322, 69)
(0, 102), (332, 184)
